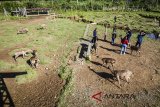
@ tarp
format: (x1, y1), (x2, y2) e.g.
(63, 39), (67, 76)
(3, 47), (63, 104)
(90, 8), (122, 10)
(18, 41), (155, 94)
(147, 33), (160, 40)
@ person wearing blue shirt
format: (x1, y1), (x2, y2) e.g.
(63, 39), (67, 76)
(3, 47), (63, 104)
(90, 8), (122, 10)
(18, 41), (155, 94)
(135, 31), (146, 48)
(92, 28), (98, 44)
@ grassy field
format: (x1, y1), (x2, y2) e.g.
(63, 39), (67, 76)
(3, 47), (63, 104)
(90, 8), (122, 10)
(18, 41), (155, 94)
(0, 12), (157, 83)
(59, 11), (160, 33)
(0, 11), (159, 107)
(0, 18), (87, 83)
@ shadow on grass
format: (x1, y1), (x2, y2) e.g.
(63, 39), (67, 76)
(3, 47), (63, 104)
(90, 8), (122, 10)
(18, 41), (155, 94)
(79, 38), (91, 42)
(0, 71), (27, 78)
(90, 61), (102, 66)
(111, 43), (121, 47)
(100, 46), (120, 54)
(26, 60), (32, 67)
(100, 46), (130, 55)
(98, 38), (111, 44)
(88, 67), (121, 89)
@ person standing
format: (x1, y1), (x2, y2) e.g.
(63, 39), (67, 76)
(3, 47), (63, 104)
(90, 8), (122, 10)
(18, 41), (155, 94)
(92, 28), (98, 44)
(135, 31), (146, 48)
(114, 16), (117, 23)
(120, 36), (128, 55)
(126, 29), (132, 43)
(111, 26), (117, 45)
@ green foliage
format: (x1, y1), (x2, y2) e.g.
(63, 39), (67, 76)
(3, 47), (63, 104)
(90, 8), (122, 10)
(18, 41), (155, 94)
(58, 65), (72, 80)
(0, 0), (159, 12)
(0, 60), (37, 84)
(57, 67), (73, 107)
(61, 11), (160, 33)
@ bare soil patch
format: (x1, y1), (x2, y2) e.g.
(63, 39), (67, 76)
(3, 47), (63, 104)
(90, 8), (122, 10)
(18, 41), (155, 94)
(66, 37), (160, 107)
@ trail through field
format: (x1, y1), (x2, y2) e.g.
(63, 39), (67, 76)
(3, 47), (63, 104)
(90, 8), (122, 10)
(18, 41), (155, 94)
(0, 42), (29, 62)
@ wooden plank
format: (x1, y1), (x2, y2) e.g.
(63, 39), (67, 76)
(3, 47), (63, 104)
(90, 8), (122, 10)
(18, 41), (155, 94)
(84, 24), (90, 37)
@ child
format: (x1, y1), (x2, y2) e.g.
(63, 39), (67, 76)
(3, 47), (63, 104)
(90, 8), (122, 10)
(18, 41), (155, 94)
(120, 36), (128, 55)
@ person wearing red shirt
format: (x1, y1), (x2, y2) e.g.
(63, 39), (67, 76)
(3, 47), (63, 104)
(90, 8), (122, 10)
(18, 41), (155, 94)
(120, 36), (128, 55)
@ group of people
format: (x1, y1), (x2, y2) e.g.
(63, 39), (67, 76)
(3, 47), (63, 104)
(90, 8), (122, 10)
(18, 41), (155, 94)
(91, 26), (146, 55)
(115, 28), (145, 55)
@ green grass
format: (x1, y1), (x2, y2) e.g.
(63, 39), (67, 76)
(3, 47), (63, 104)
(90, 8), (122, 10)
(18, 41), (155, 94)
(0, 18), (86, 83)
(56, 70), (73, 107)
(57, 63), (73, 107)
(0, 11), (158, 84)
(0, 60), (37, 84)
(56, 44), (74, 107)
(0, 11), (159, 106)
(60, 11), (160, 33)
(0, 60), (14, 71)
(83, 22), (144, 44)
(139, 12), (160, 19)
(15, 67), (37, 84)
(0, 14), (27, 21)
(56, 29), (77, 106)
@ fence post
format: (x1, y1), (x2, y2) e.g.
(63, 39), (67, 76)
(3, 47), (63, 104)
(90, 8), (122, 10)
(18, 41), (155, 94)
(22, 7), (27, 17)
(104, 25), (107, 41)
(16, 8), (18, 17)
(38, 9), (39, 15)
(3, 8), (8, 16)
(84, 24), (90, 37)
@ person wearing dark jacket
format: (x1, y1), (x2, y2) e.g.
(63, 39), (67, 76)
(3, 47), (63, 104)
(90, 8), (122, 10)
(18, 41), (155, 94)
(135, 31), (146, 48)
(126, 29), (132, 43)
(120, 36), (128, 55)
(111, 31), (117, 45)
(92, 28), (98, 44)
(114, 16), (117, 23)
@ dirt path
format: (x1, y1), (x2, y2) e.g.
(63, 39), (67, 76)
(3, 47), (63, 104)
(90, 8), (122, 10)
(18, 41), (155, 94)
(1, 46), (64, 107)
(66, 37), (160, 107)
(0, 43), (28, 62)
(4, 71), (62, 107)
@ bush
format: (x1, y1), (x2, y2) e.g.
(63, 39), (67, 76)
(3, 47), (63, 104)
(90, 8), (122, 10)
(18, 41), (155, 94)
(0, 1), (159, 12)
